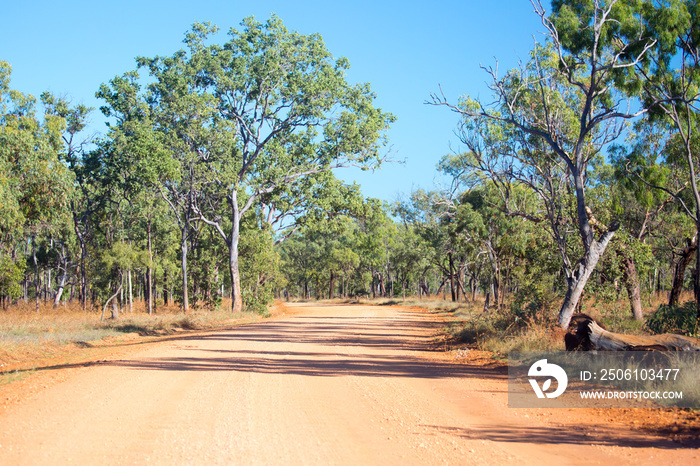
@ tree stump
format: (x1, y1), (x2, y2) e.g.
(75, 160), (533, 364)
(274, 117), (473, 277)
(565, 314), (700, 351)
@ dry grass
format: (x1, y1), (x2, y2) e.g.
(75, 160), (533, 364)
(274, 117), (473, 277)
(337, 291), (680, 357)
(582, 290), (693, 335)
(0, 298), (267, 369)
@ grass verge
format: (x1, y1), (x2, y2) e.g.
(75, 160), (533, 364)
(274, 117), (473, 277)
(0, 299), (277, 374)
(333, 292), (682, 358)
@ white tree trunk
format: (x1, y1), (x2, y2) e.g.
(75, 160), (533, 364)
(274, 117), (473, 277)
(558, 233), (615, 328)
(128, 270), (133, 313)
(229, 193), (243, 313)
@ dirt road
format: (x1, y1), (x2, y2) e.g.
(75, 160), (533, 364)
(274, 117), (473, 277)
(0, 303), (697, 465)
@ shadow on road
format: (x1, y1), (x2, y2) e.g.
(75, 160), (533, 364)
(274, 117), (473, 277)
(424, 423), (700, 450)
(106, 350), (505, 380)
(105, 310), (507, 381)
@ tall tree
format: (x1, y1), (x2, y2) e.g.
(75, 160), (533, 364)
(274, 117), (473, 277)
(97, 70), (195, 312)
(431, 0), (674, 328)
(176, 17), (393, 312)
(42, 93), (94, 309)
(635, 0), (700, 314)
(0, 62), (74, 311)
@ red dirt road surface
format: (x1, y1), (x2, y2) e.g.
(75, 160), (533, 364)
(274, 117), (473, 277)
(0, 303), (698, 465)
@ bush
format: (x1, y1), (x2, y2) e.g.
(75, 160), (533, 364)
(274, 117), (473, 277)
(453, 315), (496, 344)
(242, 288), (272, 316)
(646, 302), (699, 336)
(451, 306), (562, 354)
(510, 282), (560, 326)
(239, 223), (285, 316)
(0, 258), (23, 300)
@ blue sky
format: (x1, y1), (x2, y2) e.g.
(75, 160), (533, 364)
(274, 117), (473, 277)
(1, 0), (545, 203)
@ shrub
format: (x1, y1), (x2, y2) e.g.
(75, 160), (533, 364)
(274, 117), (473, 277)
(510, 282), (559, 326)
(646, 302), (699, 336)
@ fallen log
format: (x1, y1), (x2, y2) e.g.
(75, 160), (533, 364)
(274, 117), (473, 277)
(565, 314), (700, 351)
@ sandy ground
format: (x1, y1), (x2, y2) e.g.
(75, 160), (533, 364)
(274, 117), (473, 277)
(0, 303), (698, 465)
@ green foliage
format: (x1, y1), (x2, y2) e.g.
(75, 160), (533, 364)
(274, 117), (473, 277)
(91, 242), (150, 302)
(646, 302), (700, 336)
(0, 257), (23, 300)
(188, 228), (225, 312)
(239, 222), (284, 315)
(0, 62), (74, 238)
(510, 281), (561, 324)
(95, 16), (395, 312)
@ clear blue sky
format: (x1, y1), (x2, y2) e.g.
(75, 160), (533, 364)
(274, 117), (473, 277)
(1, 0), (546, 204)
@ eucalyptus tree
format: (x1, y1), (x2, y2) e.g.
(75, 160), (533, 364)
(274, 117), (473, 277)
(431, 0), (677, 328)
(276, 177), (366, 299)
(97, 64), (217, 313)
(42, 93), (94, 308)
(395, 189), (467, 301)
(278, 231), (321, 298)
(620, 121), (700, 306)
(629, 0), (700, 313)
(606, 127), (691, 314)
(389, 224), (432, 299)
(109, 17), (392, 313)
(176, 17), (394, 312)
(0, 61), (74, 310)
(282, 215), (357, 299)
(149, 78), (229, 313)
(351, 199), (397, 298)
(457, 187), (535, 308)
(262, 172), (365, 244)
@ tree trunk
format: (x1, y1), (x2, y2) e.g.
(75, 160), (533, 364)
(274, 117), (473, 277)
(437, 279), (446, 300)
(329, 271), (335, 299)
(80, 242), (87, 311)
(448, 253), (456, 302)
(492, 275), (500, 308)
(228, 194), (243, 313)
(669, 236), (696, 306)
(45, 268), (51, 304)
(128, 269), (133, 313)
(622, 255), (643, 320)
(53, 272), (67, 307)
(71, 208), (88, 312)
(181, 227), (190, 313)
(558, 232), (616, 329)
(147, 223), (154, 315)
(32, 234), (39, 313)
(152, 260), (158, 313)
(163, 269), (169, 306)
(458, 259), (467, 303)
(616, 243), (643, 320)
(101, 282), (123, 323)
(53, 243), (68, 308)
(695, 223), (700, 319)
